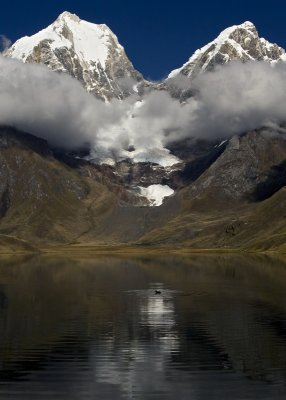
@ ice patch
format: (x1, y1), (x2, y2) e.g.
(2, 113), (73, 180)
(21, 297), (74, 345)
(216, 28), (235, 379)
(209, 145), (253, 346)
(216, 139), (228, 148)
(138, 184), (174, 206)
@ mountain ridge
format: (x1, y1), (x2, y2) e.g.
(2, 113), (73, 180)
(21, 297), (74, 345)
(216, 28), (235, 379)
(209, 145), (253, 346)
(168, 21), (286, 80)
(5, 11), (143, 101)
(5, 14), (286, 97)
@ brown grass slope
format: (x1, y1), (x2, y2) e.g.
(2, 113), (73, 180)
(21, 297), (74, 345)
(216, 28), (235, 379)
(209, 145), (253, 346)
(0, 127), (121, 246)
(1, 127), (286, 252)
(137, 132), (286, 252)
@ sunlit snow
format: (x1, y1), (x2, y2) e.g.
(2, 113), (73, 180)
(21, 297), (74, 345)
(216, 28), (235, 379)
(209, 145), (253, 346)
(138, 184), (174, 206)
(7, 11), (118, 69)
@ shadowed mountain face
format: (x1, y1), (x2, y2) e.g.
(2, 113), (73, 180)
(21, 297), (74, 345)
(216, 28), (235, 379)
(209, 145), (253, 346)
(0, 126), (181, 246)
(187, 131), (286, 203)
(0, 126), (121, 245)
(0, 125), (285, 251)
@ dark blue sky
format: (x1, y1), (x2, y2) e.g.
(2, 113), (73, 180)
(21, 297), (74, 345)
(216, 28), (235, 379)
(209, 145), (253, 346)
(1, 0), (286, 80)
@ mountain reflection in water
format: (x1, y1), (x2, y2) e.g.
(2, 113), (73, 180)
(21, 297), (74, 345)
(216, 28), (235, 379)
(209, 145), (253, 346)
(0, 255), (285, 398)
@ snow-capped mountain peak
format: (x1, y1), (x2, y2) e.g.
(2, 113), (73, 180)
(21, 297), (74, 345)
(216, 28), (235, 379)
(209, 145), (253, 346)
(57, 11), (81, 22)
(168, 21), (285, 79)
(5, 11), (143, 101)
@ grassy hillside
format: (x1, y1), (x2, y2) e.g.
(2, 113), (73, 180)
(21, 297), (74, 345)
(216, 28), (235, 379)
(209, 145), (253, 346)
(1, 127), (286, 253)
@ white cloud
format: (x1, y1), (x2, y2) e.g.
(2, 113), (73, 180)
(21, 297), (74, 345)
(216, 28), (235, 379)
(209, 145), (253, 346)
(0, 57), (286, 165)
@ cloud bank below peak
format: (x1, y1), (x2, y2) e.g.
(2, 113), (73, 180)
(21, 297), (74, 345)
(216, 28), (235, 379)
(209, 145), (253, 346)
(0, 56), (286, 165)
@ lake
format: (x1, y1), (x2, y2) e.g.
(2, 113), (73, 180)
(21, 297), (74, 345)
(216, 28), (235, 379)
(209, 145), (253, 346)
(0, 254), (285, 399)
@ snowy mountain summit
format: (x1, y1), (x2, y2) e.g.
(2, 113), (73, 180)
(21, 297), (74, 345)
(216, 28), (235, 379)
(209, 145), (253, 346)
(5, 11), (143, 101)
(168, 21), (286, 79)
(6, 16), (286, 100)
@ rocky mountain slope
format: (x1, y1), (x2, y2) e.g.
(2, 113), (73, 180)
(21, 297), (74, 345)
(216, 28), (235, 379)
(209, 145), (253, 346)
(5, 12), (143, 101)
(0, 125), (285, 252)
(8, 16), (285, 102)
(168, 21), (286, 80)
(0, 126), (181, 246)
(0, 126), (121, 244)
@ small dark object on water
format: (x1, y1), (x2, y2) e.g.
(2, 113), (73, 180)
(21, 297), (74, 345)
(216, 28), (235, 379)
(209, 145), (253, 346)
(155, 290), (161, 295)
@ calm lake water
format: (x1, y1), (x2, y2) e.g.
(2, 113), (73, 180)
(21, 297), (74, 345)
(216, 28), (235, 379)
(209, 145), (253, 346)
(0, 254), (285, 399)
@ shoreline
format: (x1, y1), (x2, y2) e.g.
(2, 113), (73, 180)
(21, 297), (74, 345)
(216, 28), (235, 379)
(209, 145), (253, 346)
(21, 245), (286, 256)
